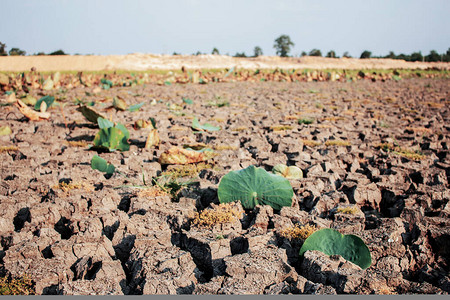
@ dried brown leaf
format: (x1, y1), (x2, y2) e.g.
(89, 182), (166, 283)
(159, 146), (208, 165)
(15, 99), (50, 121)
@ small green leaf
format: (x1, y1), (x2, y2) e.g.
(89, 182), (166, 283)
(299, 228), (372, 270)
(182, 97), (193, 105)
(192, 117), (220, 132)
(101, 78), (113, 89)
(218, 165), (293, 210)
(97, 117), (114, 129)
(91, 155), (115, 174)
(128, 102), (145, 112)
(34, 96), (55, 111)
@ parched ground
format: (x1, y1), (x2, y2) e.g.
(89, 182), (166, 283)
(1, 54), (450, 72)
(0, 75), (449, 295)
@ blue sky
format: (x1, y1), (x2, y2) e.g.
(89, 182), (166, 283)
(1, 0), (449, 57)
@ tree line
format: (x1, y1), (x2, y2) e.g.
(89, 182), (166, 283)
(1, 36), (449, 62)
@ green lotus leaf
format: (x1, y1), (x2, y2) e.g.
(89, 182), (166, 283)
(272, 164), (303, 179)
(91, 155), (115, 175)
(218, 165), (293, 210)
(299, 228), (372, 270)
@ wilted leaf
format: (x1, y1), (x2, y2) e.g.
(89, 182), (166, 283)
(77, 105), (106, 124)
(128, 102), (145, 112)
(272, 164), (303, 179)
(53, 72), (61, 84)
(15, 99), (50, 121)
(134, 119), (155, 130)
(34, 95), (55, 111)
(145, 129), (160, 149)
(113, 96), (128, 111)
(21, 95), (37, 106)
(0, 126), (12, 136)
(0, 73), (9, 86)
(40, 101), (47, 113)
(42, 78), (54, 90)
(159, 146), (214, 165)
(7, 93), (16, 103)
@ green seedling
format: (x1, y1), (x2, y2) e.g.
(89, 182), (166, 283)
(91, 155), (115, 176)
(298, 117), (314, 125)
(272, 164), (303, 179)
(92, 117), (130, 152)
(101, 78), (113, 89)
(34, 95), (54, 111)
(192, 117), (220, 132)
(299, 228), (372, 269)
(128, 102), (146, 112)
(182, 97), (193, 105)
(218, 165), (293, 210)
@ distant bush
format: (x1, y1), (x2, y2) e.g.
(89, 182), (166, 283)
(309, 49), (322, 57)
(360, 50), (371, 59)
(49, 49), (67, 55)
(253, 46), (263, 57)
(8, 47), (26, 56)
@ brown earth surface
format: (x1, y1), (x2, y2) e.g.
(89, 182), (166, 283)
(0, 75), (449, 295)
(1, 54), (450, 72)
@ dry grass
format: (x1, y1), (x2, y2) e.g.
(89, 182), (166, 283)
(213, 144), (238, 151)
(270, 125), (293, 131)
(376, 143), (426, 160)
(325, 140), (351, 147)
(137, 186), (169, 198)
(192, 203), (242, 229)
(66, 141), (88, 147)
(405, 126), (432, 134)
(279, 223), (319, 241)
(302, 139), (321, 147)
(0, 275), (35, 295)
(0, 146), (19, 152)
(162, 162), (213, 178)
(232, 126), (248, 132)
(337, 206), (359, 215)
(53, 181), (94, 193)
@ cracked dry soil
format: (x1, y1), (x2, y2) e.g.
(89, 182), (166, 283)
(0, 78), (449, 295)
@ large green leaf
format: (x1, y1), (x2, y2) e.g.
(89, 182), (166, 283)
(92, 118), (130, 152)
(299, 228), (372, 270)
(218, 165), (293, 210)
(91, 155), (115, 174)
